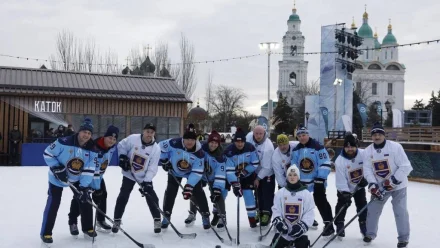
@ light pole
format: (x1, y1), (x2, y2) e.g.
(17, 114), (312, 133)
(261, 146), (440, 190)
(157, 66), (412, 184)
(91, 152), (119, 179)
(259, 42), (280, 134)
(305, 112), (310, 128)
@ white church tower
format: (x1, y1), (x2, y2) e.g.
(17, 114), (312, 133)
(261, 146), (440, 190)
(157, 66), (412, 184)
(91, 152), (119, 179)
(277, 1), (308, 107)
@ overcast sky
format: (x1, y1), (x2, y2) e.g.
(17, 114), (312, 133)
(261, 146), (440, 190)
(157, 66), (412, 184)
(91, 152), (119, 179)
(1, 0), (439, 115)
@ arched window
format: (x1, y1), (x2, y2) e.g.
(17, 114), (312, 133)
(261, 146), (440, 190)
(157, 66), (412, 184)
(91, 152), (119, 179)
(291, 98), (294, 105)
(372, 83), (377, 95)
(289, 72), (297, 86)
(386, 65), (400, 70)
(366, 47), (369, 59)
(368, 64), (382, 70)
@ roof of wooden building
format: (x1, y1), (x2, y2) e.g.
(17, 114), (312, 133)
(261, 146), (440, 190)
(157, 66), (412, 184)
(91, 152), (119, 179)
(0, 66), (191, 102)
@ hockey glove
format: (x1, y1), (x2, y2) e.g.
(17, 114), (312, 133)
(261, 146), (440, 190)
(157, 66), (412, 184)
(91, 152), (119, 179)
(383, 176), (401, 191)
(92, 189), (104, 198)
(160, 159), (172, 172)
(118, 154), (130, 171)
(139, 181), (154, 196)
(368, 183), (384, 201)
(77, 187), (92, 203)
(272, 217), (289, 235)
(289, 221), (308, 239)
(182, 184), (193, 200)
(358, 177), (368, 188)
(231, 182), (243, 197)
(210, 187), (222, 203)
(204, 161), (212, 174)
(50, 165), (68, 183)
(313, 178), (326, 194)
(341, 191), (352, 205)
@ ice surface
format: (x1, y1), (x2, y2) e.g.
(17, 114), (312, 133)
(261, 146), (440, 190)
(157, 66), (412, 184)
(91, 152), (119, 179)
(0, 166), (439, 248)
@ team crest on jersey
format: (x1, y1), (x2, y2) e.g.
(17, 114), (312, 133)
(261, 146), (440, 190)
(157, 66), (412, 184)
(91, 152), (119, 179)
(349, 168), (363, 184)
(132, 153), (147, 172)
(100, 160), (108, 173)
(177, 159), (191, 171)
(67, 158), (84, 175)
(284, 203), (301, 224)
(373, 160), (390, 179)
(300, 158), (314, 174)
(236, 162), (248, 175)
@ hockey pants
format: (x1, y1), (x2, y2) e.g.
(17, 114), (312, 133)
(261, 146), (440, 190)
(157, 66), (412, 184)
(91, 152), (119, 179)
(256, 174), (275, 216)
(69, 179), (108, 225)
(40, 182), (64, 236)
(270, 233), (310, 248)
(113, 176), (161, 220)
(335, 187), (367, 224)
(66, 182), (94, 232)
(312, 183), (334, 223)
(366, 187), (410, 242)
(190, 183), (228, 216)
(163, 173), (210, 216)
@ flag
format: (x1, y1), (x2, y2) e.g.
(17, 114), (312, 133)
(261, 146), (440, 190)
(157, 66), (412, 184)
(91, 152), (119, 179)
(320, 107), (329, 134)
(357, 103), (368, 127)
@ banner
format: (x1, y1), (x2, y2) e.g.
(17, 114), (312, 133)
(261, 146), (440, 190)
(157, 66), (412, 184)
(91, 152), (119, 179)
(320, 107), (329, 135)
(356, 103), (368, 127)
(257, 116), (269, 132)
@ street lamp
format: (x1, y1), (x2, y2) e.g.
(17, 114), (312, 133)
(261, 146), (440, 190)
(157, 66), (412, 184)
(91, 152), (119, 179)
(385, 100), (392, 112)
(374, 101), (383, 125)
(305, 112), (310, 128)
(259, 42), (280, 133)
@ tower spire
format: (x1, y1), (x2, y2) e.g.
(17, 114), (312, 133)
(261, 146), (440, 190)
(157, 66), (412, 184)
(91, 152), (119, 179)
(363, 4), (368, 20)
(292, 0), (297, 13)
(388, 18), (392, 31)
(351, 16), (357, 29)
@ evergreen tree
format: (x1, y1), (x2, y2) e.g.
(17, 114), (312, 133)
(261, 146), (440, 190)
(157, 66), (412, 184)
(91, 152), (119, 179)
(366, 102), (383, 127)
(352, 91), (364, 136)
(272, 93), (296, 134)
(426, 90), (440, 126)
(384, 109), (393, 127)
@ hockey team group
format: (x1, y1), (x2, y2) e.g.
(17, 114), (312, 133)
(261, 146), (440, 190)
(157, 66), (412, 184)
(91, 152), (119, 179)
(39, 117), (413, 248)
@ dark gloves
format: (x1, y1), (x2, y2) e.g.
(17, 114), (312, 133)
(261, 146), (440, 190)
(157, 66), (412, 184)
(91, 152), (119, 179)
(77, 187), (92, 203)
(231, 182), (243, 197)
(51, 165), (68, 183)
(160, 159), (172, 172)
(139, 181), (154, 196)
(119, 154), (130, 171)
(210, 187), (222, 203)
(358, 177), (368, 188)
(272, 217), (288, 235)
(236, 169), (249, 179)
(368, 183), (384, 200)
(383, 176), (401, 191)
(313, 178), (326, 193)
(289, 221), (308, 238)
(92, 189), (104, 198)
(182, 184), (193, 200)
(341, 191), (352, 205)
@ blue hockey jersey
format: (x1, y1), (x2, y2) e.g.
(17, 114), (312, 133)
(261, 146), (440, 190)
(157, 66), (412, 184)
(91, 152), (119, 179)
(159, 138), (205, 187)
(90, 137), (117, 190)
(224, 142), (260, 183)
(291, 138), (331, 191)
(43, 134), (98, 188)
(201, 142), (227, 190)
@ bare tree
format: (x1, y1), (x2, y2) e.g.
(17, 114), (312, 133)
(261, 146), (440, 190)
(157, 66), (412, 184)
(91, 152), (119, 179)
(204, 70), (214, 114)
(153, 41), (171, 77)
(53, 30), (75, 71)
(209, 85), (247, 131)
(84, 38), (96, 72)
(295, 79), (320, 102)
(354, 81), (373, 104)
(176, 33), (197, 99)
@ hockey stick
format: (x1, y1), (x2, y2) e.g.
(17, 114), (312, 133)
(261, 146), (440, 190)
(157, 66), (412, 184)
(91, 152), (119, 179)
(322, 196), (378, 248)
(255, 187), (263, 237)
(168, 171), (232, 245)
(236, 195), (240, 246)
(92, 203), (98, 245)
(258, 222), (274, 241)
(68, 183), (155, 248)
(131, 172), (197, 239)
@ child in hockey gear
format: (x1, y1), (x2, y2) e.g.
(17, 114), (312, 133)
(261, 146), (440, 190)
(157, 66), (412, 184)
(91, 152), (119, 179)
(187, 131), (228, 230)
(40, 118), (98, 244)
(334, 134), (369, 240)
(362, 122), (413, 248)
(247, 126), (275, 228)
(225, 128), (260, 228)
(68, 125), (118, 234)
(159, 124), (210, 230)
(291, 125), (334, 237)
(112, 123), (162, 234)
(269, 165), (314, 248)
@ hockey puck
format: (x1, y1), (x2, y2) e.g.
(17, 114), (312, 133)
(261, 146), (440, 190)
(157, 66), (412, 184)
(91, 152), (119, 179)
(215, 246), (221, 248)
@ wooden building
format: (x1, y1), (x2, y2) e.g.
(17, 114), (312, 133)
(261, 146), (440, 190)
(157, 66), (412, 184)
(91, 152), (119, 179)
(0, 66), (191, 155)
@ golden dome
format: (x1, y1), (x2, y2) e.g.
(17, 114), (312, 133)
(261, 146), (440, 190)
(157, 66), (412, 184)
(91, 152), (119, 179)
(351, 17), (357, 29)
(374, 27), (378, 38)
(363, 4), (368, 19)
(388, 18), (392, 30)
(292, 0), (297, 12)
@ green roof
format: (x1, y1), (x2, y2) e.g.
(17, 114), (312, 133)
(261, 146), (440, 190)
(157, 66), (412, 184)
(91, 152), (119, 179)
(358, 23), (373, 38)
(261, 101), (278, 108)
(288, 14), (300, 21)
(382, 31), (397, 46)
(374, 38), (381, 49)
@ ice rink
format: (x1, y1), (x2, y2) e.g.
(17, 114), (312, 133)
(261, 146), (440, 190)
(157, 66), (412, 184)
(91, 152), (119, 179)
(1, 166), (439, 248)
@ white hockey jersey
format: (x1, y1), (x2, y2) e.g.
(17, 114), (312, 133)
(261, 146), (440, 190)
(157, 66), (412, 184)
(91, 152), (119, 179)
(272, 187), (315, 241)
(117, 134), (161, 183)
(272, 141), (300, 188)
(335, 149), (365, 193)
(363, 140), (413, 191)
(246, 131), (274, 179)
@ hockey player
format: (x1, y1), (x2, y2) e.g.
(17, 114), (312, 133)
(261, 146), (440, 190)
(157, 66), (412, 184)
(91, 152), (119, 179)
(334, 134), (368, 240)
(111, 123), (162, 234)
(246, 125), (274, 227)
(291, 125), (334, 236)
(269, 165), (314, 248)
(68, 125), (119, 235)
(159, 124), (211, 230)
(225, 128), (260, 228)
(40, 118), (98, 244)
(186, 130), (228, 230)
(272, 134), (299, 189)
(362, 122), (413, 248)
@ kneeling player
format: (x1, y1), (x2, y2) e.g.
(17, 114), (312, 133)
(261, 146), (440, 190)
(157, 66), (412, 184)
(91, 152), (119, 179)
(269, 165), (314, 248)
(334, 134), (368, 240)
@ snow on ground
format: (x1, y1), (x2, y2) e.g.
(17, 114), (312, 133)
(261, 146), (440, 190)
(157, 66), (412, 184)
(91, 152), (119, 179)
(0, 166), (439, 248)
